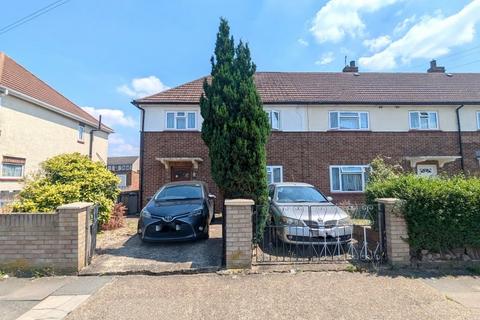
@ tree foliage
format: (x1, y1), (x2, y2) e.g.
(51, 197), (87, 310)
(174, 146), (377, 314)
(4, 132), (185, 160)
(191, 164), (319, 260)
(13, 153), (120, 225)
(200, 18), (270, 212)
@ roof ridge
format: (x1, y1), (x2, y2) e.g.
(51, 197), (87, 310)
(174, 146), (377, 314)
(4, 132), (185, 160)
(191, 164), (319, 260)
(135, 76), (207, 102)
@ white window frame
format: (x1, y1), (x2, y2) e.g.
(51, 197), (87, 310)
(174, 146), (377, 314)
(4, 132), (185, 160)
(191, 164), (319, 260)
(409, 111), (439, 130)
(266, 110), (280, 130)
(477, 112), (480, 130)
(1, 163), (24, 179)
(329, 111), (369, 130)
(165, 111), (198, 130)
(266, 165), (283, 184)
(117, 174), (127, 188)
(78, 123), (85, 141)
(329, 165), (369, 193)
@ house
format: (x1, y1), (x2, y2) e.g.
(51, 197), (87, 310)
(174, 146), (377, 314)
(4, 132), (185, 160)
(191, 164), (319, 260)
(0, 52), (112, 207)
(133, 61), (480, 206)
(107, 156), (140, 191)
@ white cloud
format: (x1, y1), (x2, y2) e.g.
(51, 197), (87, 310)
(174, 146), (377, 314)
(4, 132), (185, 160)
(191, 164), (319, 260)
(315, 52), (335, 65)
(393, 14), (417, 35)
(310, 0), (400, 43)
(359, 0), (480, 70)
(363, 35), (392, 52)
(297, 38), (309, 46)
(82, 107), (137, 128)
(108, 133), (139, 156)
(117, 76), (170, 99)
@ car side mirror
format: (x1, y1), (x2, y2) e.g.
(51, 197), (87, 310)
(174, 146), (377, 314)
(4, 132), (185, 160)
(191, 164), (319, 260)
(326, 196), (333, 202)
(208, 194), (216, 199)
(268, 196), (272, 201)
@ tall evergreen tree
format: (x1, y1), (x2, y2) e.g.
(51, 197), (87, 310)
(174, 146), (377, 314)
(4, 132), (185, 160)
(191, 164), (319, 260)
(200, 18), (270, 219)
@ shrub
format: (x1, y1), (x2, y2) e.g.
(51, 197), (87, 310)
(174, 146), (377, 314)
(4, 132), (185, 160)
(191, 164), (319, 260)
(101, 203), (127, 231)
(12, 153), (120, 225)
(366, 174), (480, 252)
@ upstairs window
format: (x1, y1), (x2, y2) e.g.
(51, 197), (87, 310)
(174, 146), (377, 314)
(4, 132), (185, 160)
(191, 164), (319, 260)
(329, 111), (369, 130)
(78, 124), (85, 141)
(266, 166), (283, 184)
(330, 165), (369, 192)
(166, 111), (197, 130)
(1, 157), (26, 178)
(477, 112), (480, 129)
(409, 111), (438, 130)
(266, 110), (280, 130)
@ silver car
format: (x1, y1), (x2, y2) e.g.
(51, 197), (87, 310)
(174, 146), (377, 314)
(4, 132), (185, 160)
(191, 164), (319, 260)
(268, 182), (353, 245)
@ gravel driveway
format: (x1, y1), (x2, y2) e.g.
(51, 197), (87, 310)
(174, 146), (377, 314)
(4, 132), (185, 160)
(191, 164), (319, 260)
(80, 217), (222, 275)
(67, 272), (475, 320)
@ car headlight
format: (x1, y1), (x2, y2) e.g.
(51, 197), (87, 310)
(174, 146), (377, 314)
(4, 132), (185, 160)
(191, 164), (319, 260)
(337, 217), (352, 226)
(141, 209), (151, 219)
(188, 209), (204, 217)
(280, 216), (304, 227)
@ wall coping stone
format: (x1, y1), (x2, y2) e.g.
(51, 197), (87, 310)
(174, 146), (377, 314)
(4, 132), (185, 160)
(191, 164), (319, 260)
(224, 199), (254, 206)
(57, 202), (94, 210)
(376, 198), (402, 205)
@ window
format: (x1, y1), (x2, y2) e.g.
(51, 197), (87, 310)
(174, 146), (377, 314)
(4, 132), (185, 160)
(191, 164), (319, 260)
(329, 111), (369, 130)
(117, 174), (127, 188)
(409, 111), (438, 130)
(266, 110), (280, 130)
(166, 111), (197, 130)
(416, 164), (437, 177)
(477, 112), (480, 130)
(330, 165), (369, 192)
(266, 166), (283, 184)
(78, 124), (85, 141)
(1, 163), (24, 178)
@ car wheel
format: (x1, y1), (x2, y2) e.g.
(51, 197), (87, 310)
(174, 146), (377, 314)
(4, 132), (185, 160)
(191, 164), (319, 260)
(200, 224), (210, 240)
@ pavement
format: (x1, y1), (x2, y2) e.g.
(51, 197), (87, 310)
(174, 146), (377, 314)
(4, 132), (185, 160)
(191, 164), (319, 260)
(65, 272), (478, 320)
(80, 217), (223, 275)
(0, 276), (113, 320)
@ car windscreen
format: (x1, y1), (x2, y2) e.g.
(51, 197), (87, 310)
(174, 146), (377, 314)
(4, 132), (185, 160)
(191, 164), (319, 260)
(275, 186), (327, 203)
(155, 185), (203, 201)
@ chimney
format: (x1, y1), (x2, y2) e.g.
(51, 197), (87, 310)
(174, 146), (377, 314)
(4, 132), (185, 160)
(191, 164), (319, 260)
(427, 60), (445, 73)
(343, 60), (359, 72)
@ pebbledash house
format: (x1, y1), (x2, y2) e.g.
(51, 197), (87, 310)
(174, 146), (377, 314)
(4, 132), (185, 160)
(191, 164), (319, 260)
(133, 61), (480, 207)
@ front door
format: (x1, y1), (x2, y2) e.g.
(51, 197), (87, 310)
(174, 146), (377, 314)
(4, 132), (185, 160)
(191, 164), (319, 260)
(171, 164), (193, 182)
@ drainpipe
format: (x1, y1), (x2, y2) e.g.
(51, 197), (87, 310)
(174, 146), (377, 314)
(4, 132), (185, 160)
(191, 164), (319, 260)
(456, 105), (465, 172)
(89, 115), (102, 160)
(132, 101), (145, 208)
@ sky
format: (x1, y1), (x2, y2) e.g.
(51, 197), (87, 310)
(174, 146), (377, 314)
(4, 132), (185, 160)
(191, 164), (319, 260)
(2, 0), (480, 156)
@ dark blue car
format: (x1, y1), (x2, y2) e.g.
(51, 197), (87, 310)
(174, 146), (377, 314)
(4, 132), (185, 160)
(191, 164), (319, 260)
(137, 181), (215, 242)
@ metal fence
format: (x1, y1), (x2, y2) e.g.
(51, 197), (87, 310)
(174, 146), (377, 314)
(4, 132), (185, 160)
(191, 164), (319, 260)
(85, 204), (99, 265)
(252, 203), (387, 267)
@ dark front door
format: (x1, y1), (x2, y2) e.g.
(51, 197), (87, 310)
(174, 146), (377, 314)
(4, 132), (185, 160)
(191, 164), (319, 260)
(171, 165), (193, 182)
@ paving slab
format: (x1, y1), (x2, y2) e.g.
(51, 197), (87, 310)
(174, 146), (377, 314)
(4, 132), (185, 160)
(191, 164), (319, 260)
(80, 217), (222, 275)
(0, 301), (38, 320)
(0, 278), (30, 297)
(53, 277), (113, 296)
(16, 295), (90, 320)
(0, 277), (73, 301)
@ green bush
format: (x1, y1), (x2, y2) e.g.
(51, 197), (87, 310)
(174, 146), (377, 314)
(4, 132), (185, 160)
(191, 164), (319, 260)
(13, 153), (120, 225)
(366, 174), (480, 252)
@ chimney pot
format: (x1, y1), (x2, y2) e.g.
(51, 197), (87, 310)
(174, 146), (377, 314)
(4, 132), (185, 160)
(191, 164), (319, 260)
(343, 60), (359, 72)
(427, 59), (445, 73)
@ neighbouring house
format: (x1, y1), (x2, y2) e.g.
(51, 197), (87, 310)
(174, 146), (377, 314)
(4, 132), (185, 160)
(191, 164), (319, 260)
(107, 156), (140, 191)
(0, 52), (113, 208)
(133, 60), (480, 207)
(107, 156), (140, 214)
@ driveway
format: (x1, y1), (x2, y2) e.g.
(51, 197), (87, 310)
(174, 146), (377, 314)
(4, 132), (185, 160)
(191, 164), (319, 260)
(80, 217), (222, 275)
(66, 272), (477, 320)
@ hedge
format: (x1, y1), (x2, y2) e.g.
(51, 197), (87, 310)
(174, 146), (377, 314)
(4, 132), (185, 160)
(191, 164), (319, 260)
(366, 174), (480, 252)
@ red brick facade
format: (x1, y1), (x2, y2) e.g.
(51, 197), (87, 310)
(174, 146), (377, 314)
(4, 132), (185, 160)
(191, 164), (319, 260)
(142, 131), (480, 207)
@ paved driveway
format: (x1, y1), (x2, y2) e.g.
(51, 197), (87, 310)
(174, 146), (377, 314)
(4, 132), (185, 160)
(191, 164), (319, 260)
(80, 217), (222, 275)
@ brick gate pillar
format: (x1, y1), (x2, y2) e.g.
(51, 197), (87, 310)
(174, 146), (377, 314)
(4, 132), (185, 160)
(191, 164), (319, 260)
(377, 198), (410, 266)
(224, 199), (254, 269)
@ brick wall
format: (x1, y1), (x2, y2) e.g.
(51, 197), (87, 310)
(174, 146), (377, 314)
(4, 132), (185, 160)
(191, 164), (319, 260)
(142, 131), (479, 207)
(0, 202), (93, 274)
(225, 199), (254, 269)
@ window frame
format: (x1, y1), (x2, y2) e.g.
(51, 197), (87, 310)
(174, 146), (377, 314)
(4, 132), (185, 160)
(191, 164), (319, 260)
(265, 110), (281, 130)
(329, 165), (369, 193)
(477, 112), (480, 130)
(266, 165), (283, 184)
(165, 111), (198, 131)
(1, 163), (24, 179)
(409, 111), (439, 130)
(78, 123), (85, 142)
(329, 111), (370, 131)
(117, 173), (127, 188)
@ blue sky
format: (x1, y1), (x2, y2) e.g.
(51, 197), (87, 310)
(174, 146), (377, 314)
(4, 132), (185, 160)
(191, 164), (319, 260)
(2, 0), (480, 156)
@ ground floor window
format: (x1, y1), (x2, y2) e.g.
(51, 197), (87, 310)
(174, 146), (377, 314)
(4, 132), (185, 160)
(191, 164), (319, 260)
(330, 165), (369, 192)
(267, 166), (283, 184)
